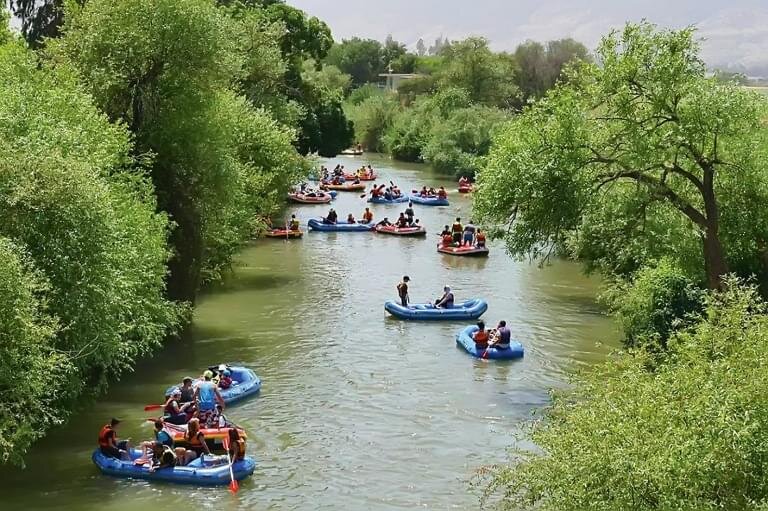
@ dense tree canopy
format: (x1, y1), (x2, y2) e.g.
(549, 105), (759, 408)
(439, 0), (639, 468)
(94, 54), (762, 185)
(0, 36), (179, 464)
(474, 22), (768, 291)
(514, 38), (590, 102)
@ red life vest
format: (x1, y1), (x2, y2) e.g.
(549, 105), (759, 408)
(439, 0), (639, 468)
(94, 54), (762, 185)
(473, 330), (489, 348)
(98, 425), (114, 448)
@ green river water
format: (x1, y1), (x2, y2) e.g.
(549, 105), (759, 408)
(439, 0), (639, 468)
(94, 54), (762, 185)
(0, 155), (617, 510)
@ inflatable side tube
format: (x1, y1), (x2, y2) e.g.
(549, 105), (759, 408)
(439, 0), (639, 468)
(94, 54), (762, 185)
(408, 195), (449, 206)
(308, 219), (375, 232)
(367, 196), (409, 204)
(384, 299), (488, 321)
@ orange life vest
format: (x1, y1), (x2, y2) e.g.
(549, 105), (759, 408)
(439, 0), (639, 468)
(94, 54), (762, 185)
(476, 232), (486, 242)
(452, 223), (463, 233)
(442, 234), (453, 245)
(473, 330), (489, 348)
(98, 425), (114, 448)
(363, 211), (373, 222)
(186, 431), (205, 449)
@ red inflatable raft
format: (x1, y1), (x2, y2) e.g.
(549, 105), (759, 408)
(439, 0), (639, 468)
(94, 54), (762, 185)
(437, 243), (489, 257)
(288, 192), (332, 204)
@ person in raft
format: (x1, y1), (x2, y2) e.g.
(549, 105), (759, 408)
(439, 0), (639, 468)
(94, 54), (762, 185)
(475, 229), (487, 248)
(396, 212), (409, 228)
(451, 218), (463, 244)
(194, 370), (225, 426)
(141, 418), (174, 459)
(181, 418), (211, 465)
(397, 276), (410, 307)
(463, 219), (476, 247)
(362, 207), (374, 224)
(227, 428), (247, 462)
(489, 320), (511, 350)
(164, 387), (193, 425)
(323, 208), (338, 225)
(439, 225), (451, 238)
(217, 368), (233, 390)
(434, 285), (454, 309)
(98, 418), (130, 460)
(404, 202), (415, 225)
(473, 321), (490, 350)
(458, 176), (469, 187)
(346, 213), (357, 224)
(179, 376), (195, 404)
(437, 186), (447, 199)
(441, 231), (454, 247)
(377, 217), (392, 227)
(289, 214), (300, 231)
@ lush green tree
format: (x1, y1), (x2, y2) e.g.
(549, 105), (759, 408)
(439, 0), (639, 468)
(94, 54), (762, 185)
(474, 22), (768, 290)
(302, 59), (352, 96)
(391, 53), (417, 74)
(346, 92), (400, 152)
(482, 281), (768, 510)
(439, 37), (518, 108)
(422, 105), (508, 178)
(325, 37), (383, 86)
(0, 39), (179, 463)
(416, 38), (426, 57)
(514, 38), (589, 102)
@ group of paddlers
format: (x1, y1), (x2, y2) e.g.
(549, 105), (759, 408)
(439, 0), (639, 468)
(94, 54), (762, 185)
(369, 182), (403, 200)
(439, 218), (486, 248)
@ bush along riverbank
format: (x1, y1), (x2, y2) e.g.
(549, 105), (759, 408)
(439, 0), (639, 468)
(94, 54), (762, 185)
(0, 0), (353, 465)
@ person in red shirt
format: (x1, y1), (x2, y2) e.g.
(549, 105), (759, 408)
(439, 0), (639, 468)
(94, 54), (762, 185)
(473, 321), (490, 350)
(362, 208), (374, 223)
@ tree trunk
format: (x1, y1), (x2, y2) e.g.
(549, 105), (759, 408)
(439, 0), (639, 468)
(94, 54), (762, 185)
(701, 165), (729, 290)
(702, 226), (728, 290)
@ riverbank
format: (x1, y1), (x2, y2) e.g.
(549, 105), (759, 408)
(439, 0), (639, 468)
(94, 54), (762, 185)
(0, 156), (617, 510)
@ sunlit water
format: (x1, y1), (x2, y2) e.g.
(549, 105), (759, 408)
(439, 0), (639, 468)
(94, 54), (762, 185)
(0, 155), (617, 510)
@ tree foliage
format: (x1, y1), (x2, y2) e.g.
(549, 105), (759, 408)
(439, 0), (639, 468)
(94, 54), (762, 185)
(0, 38), (180, 464)
(475, 22), (768, 291)
(483, 281), (768, 511)
(514, 38), (589, 103)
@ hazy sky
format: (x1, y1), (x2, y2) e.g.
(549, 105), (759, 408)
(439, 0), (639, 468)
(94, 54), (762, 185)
(290, 0), (768, 75)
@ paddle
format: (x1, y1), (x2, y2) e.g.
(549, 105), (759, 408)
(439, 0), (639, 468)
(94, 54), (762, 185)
(222, 430), (239, 494)
(144, 404), (164, 411)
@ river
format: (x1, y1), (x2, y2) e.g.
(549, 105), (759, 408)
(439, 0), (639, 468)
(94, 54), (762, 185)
(0, 155), (617, 510)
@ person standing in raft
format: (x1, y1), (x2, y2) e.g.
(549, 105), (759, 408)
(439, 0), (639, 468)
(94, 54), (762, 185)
(397, 276), (410, 307)
(362, 207), (374, 224)
(473, 321), (490, 350)
(194, 370), (225, 427)
(404, 202), (415, 225)
(434, 285), (454, 309)
(463, 219), (476, 247)
(451, 218), (463, 244)
(323, 208), (338, 225)
(98, 418), (130, 460)
(179, 376), (195, 404)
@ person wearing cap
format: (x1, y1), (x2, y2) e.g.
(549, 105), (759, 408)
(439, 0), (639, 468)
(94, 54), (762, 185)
(397, 276), (410, 307)
(164, 387), (192, 425)
(435, 285), (454, 309)
(97, 418), (130, 460)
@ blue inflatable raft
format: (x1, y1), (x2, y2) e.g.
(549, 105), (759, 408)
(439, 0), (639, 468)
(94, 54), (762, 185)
(384, 298), (488, 321)
(367, 195), (409, 204)
(165, 366), (261, 406)
(455, 325), (524, 360)
(308, 219), (374, 232)
(92, 449), (256, 486)
(408, 194), (449, 206)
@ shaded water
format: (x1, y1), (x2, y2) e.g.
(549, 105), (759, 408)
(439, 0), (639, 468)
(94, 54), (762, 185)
(0, 155), (617, 510)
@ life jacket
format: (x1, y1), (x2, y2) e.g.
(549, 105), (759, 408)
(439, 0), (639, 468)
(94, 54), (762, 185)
(397, 282), (408, 296)
(476, 232), (486, 242)
(98, 425), (114, 448)
(452, 223), (463, 233)
(473, 330), (489, 348)
(186, 431), (205, 452)
(164, 399), (179, 415)
(442, 234), (453, 245)
(289, 220), (300, 230)
(231, 438), (246, 460)
(363, 211), (373, 222)
(218, 376), (232, 389)
(438, 189), (447, 198)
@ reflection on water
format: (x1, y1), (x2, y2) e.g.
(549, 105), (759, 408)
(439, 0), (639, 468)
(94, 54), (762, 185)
(0, 154), (618, 510)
